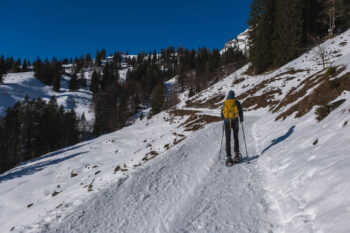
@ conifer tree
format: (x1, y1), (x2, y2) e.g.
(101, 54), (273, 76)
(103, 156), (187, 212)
(0, 55), (6, 83)
(95, 50), (102, 66)
(21, 59), (28, 72)
(178, 72), (185, 92)
(152, 50), (157, 65)
(117, 90), (127, 127)
(42, 96), (60, 151)
(189, 87), (195, 97)
(343, 0), (350, 29)
(93, 94), (110, 136)
(101, 62), (115, 91)
(52, 69), (61, 92)
(80, 70), (87, 88)
(151, 82), (164, 115)
(85, 53), (92, 67)
(10, 58), (20, 73)
(90, 70), (100, 93)
(4, 101), (22, 163)
(248, 0), (276, 73)
(60, 109), (78, 146)
(302, 0), (327, 42)
(100, 48), (106, 59)
(79, 113), (88, 140)
(62, 58), (69, 64)
(69, 73), (78, 91)
(273, 0), (305, 66)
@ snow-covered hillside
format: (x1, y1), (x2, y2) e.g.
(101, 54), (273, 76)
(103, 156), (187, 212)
(0, 71), (93, 121)
(1, 30), (350, 233)
(103, 55), (136, 81)
(0, 54), (135, 121)
(221, 28), (250, 55)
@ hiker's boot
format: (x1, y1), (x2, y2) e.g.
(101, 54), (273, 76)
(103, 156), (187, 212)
(226, 155), (234, 167)
(234, 152), (241, 162)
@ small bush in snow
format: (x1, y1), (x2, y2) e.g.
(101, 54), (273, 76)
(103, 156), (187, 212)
(52, 191), (61, 197)
(339, 41), (347, 47)
(71, 170), (78, 177)
(114, 165), (121, 174)
(326, 66), (337, 76)
(315, 105), (330, 121)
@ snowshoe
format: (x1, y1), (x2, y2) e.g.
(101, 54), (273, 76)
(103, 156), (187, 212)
(234, 153), (243, 163)
(225, 157), (234, 167)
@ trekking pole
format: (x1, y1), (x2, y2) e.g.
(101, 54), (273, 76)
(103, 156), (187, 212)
(218, 122), (224, 160)
(241, 122), (249, 159)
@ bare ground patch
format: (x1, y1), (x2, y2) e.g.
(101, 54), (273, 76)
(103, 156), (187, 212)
(242, 89), (282, 110)
(168, 109), (221, 132)
(276, 68), (350, 120)
(185, 94), (225, 109)
(142, 151), (159, 162)
(52, 190), (61, 197)
(169, 109), (221, 131)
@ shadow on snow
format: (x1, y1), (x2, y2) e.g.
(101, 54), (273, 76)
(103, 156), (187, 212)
(242, 155), (260, 163)
(0, 150), (88, 183)
(261, 125), (295, 154)
(221, 155), (260, 164)
(22, 142), (91, 166)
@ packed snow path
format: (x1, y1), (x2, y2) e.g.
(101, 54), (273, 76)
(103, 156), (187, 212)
(38, 115), (272, 233)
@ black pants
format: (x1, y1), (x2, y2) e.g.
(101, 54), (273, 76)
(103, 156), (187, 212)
(225, 120), (239, 156)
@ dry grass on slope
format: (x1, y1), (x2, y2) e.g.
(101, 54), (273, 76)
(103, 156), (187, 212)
(168, 109), (221, 132)
(237, 68), (306, 110)
(275, 67), (350, 121)
(185, 94), (225, 109)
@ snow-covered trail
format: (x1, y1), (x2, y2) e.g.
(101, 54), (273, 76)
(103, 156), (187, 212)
(38, 115), (271, 233)
(169, 115), (271, 233)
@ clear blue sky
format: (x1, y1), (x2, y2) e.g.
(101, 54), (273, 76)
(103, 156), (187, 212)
(0, 0), (251, 61)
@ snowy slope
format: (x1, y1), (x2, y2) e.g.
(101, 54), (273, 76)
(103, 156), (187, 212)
(103, 56), (134, 82)
(1, 30), (350, 233)
(220, 28), (250, 55)
(0, 71), (93, 121)
(0, 54), (137, 121)
(181, 29), (350, 232)
(34, 116), (271, 233)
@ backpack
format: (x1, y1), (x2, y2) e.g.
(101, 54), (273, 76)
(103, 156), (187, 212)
(223, 99), (239, 120)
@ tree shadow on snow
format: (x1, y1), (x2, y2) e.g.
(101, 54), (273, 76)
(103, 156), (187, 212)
(0, 151), (88, 183)
(20, 142), (92, 166)
(261, 125), (295, 154)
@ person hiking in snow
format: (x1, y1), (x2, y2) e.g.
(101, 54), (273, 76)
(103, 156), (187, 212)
(221, 90), (244, 166)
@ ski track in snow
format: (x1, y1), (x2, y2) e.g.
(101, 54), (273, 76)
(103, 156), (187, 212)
(35, 116), (271, 233)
